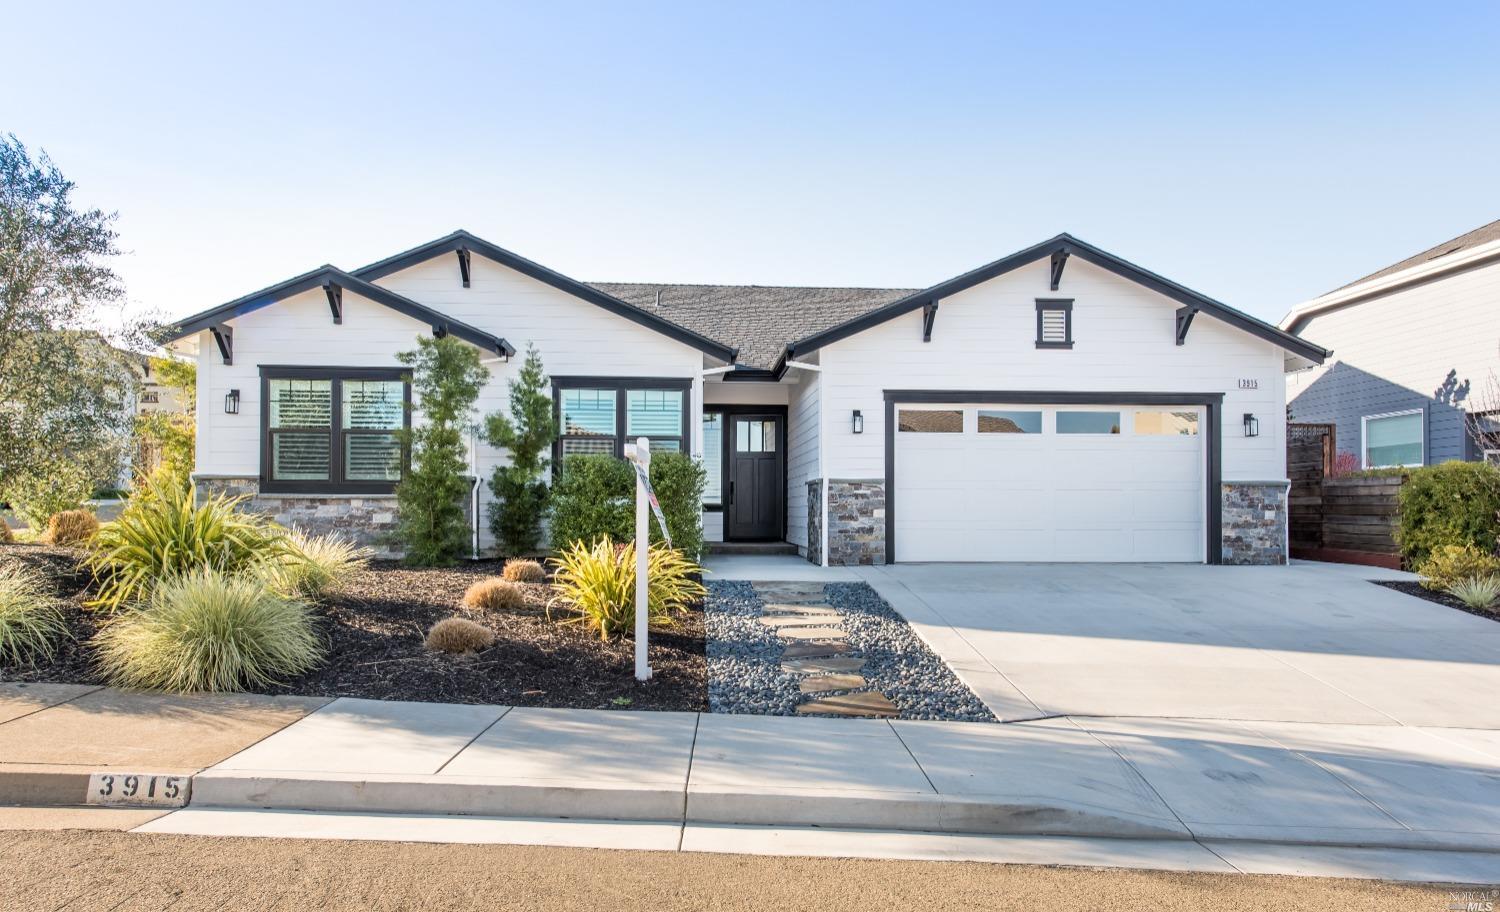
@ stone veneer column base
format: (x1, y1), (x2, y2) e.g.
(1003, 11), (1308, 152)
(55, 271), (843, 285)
(194, 475), (426, 560)
(1221, 481), (1289, 565)
(808, 478), (886, 566)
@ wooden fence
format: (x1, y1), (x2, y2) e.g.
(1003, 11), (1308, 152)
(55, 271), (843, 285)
(1286, 423), (1404, 568)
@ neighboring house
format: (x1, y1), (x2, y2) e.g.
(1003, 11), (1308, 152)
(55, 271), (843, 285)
(163, 230), (1327, 566)
(1282, 220), (1500, 469)
(126, 354), (192, 482)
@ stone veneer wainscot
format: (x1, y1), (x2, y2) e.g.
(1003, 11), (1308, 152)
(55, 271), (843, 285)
(194, 475), (413, 559)
(807, 479), (886, 566)
(1221, 481), (1289, 565)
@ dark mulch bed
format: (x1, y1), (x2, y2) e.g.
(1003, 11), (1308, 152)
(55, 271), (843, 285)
(1374, 578), (1500, 624)
(0, 544), (706, 712)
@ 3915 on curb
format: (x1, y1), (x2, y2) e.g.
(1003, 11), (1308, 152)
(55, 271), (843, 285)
(85, 772), (191, 808)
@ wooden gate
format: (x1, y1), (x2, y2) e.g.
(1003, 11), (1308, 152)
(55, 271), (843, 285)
(1288, 423), (1334, 557)
(1286, 422), (1404, 568)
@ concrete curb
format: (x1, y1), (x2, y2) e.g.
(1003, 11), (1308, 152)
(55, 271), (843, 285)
(0, 764), (198, 808)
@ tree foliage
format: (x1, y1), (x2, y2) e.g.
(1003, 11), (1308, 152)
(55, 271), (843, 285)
(0, 134), (139, 517)
(484, 344), (557, 556)
(392, 335), (487, 566)
(134, 355), (197, 488)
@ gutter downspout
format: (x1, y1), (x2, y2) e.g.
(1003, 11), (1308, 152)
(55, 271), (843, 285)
(469, 424), (481, 560)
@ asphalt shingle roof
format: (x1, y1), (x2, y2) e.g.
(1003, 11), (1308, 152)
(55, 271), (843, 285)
(585, 283), (918, 369)
(1332, 218), (1500, 292)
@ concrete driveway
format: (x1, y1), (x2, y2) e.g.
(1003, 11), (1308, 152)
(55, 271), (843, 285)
(861, 561), (1500, 728)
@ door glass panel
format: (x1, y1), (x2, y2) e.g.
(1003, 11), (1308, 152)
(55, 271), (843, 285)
(1057, 411), (1121, 434)
(898, 409), (962, 432)
(734, 418), (776, 453)
(978, 410), (1041, 434)
(1134, 410), (1199, 436)
(759, 421), (775, 452)
(702, 413), (723, 505)
(627, 390), (683, 436)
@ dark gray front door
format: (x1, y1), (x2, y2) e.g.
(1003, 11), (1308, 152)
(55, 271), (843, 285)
(727, 414), (783, 541)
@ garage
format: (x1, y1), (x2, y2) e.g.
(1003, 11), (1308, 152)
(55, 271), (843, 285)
(890, 397), (1216, 563)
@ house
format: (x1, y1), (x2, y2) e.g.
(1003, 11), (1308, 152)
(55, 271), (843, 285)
(1281, 219), (1500, 469)
(163, 230), (1328, 566)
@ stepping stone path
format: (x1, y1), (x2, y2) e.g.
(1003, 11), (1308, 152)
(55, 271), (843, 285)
(751, 581), (899, 719)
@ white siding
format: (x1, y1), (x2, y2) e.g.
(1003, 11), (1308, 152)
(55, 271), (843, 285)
(786, 368), (821, 553)
(194, 254), (705, 552)
(821, 257), (1287, 484)
(1287, 259), (1500, 464)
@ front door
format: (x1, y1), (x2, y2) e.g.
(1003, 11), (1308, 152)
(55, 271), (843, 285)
(727, 414), (783, 540)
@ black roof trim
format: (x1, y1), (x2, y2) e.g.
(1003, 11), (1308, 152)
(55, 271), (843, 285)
(354, 230), (738, 362)
(165, 266), (515, 358)
(786, 233), (1330, 365)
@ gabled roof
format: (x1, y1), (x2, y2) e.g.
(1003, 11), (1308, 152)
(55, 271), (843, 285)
(1281, 219), (1500, 335)
(166, 265), (515, 357)
(588, 283), (917, 370)
(782, 233), (1330, 366)
(353, 230), (738, 362)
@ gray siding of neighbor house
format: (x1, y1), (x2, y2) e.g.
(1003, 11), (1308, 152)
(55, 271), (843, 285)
(1286, 257), (1500, 466)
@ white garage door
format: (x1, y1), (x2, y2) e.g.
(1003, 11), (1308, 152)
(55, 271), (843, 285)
(893, 403), (1205, 562)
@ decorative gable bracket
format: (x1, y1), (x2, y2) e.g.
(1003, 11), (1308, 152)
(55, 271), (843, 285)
(324, 283), (343, 324)
(921, 300), (939, 342)
(209, 324), (233, 365)
(1175, 306), (1197, 345)
(457, 248), (471, 288)
(1050, 249), (1070, 291)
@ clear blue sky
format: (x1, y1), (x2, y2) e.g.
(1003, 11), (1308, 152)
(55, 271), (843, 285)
(7, 0), (1499, 326)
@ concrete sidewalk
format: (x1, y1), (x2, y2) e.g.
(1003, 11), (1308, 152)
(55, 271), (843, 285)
(3, 690), (1482, 854)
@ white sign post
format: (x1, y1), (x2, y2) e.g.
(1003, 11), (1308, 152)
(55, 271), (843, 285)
(627, 436), (653, 682)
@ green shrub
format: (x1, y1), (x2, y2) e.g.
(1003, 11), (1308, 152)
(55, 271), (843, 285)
(548, 538), (706, 641)
(485, 344), (557, 556)
(85, 478), (292, 613)
(44, 509), (99, 546)
(1397, 461), (1500, 566)
(502, 558), (546, 583)
(263, 530), (371, 600)
(1415, 544), (1500, 591)
(425, 616), (495, 654)
(1448, 576), (1500, 611)
(1, 461), (96, 531)
(94, 568), (322, 693)
(549, 452), (707, 559)
(0, 564), (69, 666)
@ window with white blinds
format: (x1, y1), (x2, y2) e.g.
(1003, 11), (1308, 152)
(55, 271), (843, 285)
(1035, 299), (1074, 349)
(262, 368), (408, 492)
(553, 378), (691, 472)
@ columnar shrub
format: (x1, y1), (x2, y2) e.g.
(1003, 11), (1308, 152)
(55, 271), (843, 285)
(1396, 461), (1500, 565)
(392, 335), (488, 567)
(485, 345), (557, 556)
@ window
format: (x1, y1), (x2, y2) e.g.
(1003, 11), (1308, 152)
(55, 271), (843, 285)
(702, 412), (723, 507)
(978, 410), (1041, 434)
(1363, 410), (1423, 468)
(898, 409), (962, 433)
(262, 368), (408, 493)
(736, 418), (778, 451)
(553, 378), (690, 470)
(1057, 411), (1121, 434)
(1135, 410), (1200, 436)
(1035, 299), (1073, 348)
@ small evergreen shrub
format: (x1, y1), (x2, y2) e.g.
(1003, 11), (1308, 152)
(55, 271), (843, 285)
(86, 477), (292, 613)
(425, 616), (495, 654)
(1416, 544), (1500, 591)
(502, 558), (546, 583)
(44, 509), (99, 546)
(263, 530), (372, 600)
(1448, 576), (1500, 611)
(485, 345), (557, 557)
(1, 518), (13, 544)
(460, 577), (526, 611)
(1397, 461), (1500, 566)
(548, 538), (706, 641)
(392, 335), (489, 567)
(549, 452), (707, 559)
(0, 564), (69, 666)
(94, 569), (322, 693)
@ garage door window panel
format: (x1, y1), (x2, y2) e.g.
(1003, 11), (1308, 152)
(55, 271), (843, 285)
(978, 410), (1042, 434)
(898, 409), (963, 433)
(1057, 411), (1121, 434)
(1135, 410), (1200, 436)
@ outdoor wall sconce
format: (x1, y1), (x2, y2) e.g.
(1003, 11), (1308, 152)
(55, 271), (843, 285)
(852, 410), (864, 434)
(1243, 412), (1259, 437)
(225, 389), (241, 415)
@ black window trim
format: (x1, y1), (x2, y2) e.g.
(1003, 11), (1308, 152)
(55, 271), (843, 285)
(260, 365), (411, 495)
(1035, 298), (1074, 349)
(551, 376), (693, 476)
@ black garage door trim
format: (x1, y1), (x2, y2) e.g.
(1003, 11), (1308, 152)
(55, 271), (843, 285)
(882, 390), (1226, 565)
